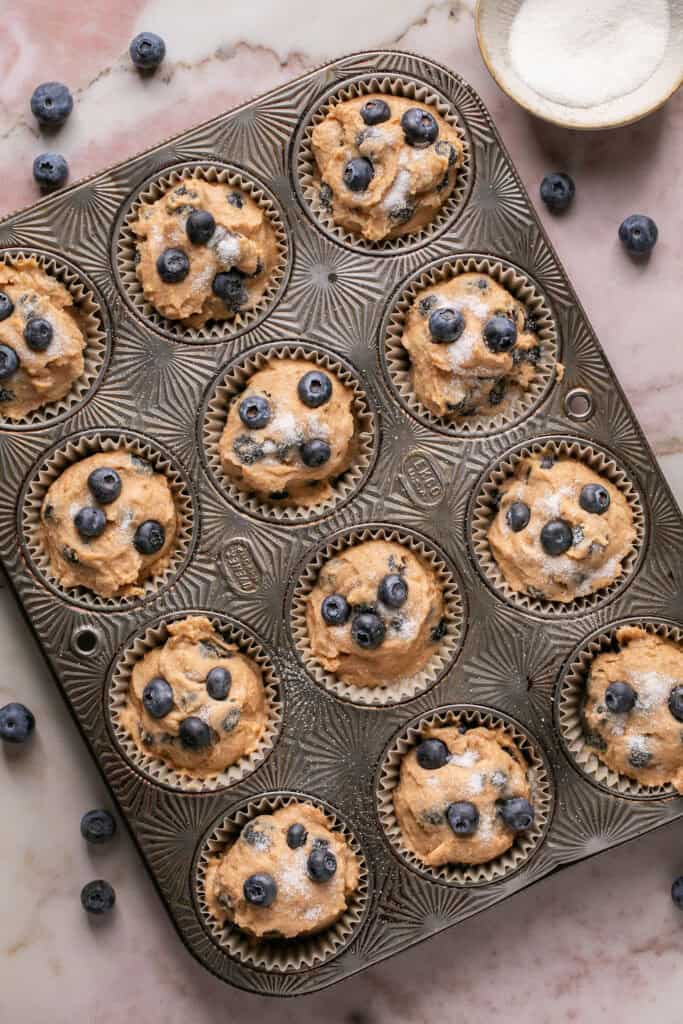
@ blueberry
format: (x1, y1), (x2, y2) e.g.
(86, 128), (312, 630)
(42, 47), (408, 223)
(129, 32), (166, 71)
(30, 82), (73, 127)
(540, 518), (573, 556)
(212, 269), (248, 310)
(629, 746), (651, 769)
(179, 716), (212, 750)
(435, 140), (458, 166)
(243, 872), (277, 906)
(483, 316), (517, 353)
(0, 345), (19, 380)
(142, 676), (174, 718)
(298, 370), (332, 408)
(321, 593), (350, 626)
(227, 191), (244, 208)
(182, 209), (215, 246)
(343, 157), (374, 192)
(80, 809), (117, 845)
(415, 738), (449, 770)
(133, 519), (165, 555)
(671, 876), (683, 909)
(498, 797), (535, 831)
(156, 248), (189, 284)
(619, 214), (658, 255)
(74, 507), (106, 540)
(540, 454), (555, 469)
(539, 172), (575, 213)
(81, 879), (116, 915)
(605, 681), (637, 714)
(0, 702), (35, 743)
(668, 686), (683, 722)
(24, 317), (53, 351)
(87, 467), (122, 505)
(360, 98), (391, 125)
(238, 395), (271, 430)
(378, 573), (408, 608)
(307, 846), (337, 882)
(351, 612), (386, 650)
(401, 107), (439, 147)
(33, 152), (68, 191)
(286, 823), (308, 849)
(579, 483), (610, 515)
(446, 801), (479, 836)
(206, 666), (231, 700)
(301, 439), (331, 468)
(428, 307), (465, 344)
(0, 292), (14, 321)
(507, 501), (530, 532)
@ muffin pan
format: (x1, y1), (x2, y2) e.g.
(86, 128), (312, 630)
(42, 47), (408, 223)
(0, 50), (681, 996)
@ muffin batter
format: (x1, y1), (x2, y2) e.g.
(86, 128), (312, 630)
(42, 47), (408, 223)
(401, 272), (544, 420)
(0, 258), (86, 419)
(394, 724), (535, 867)
(131, 177), (279, 327)
(219, 359), (357, 508)
(204, 802), (360, 940)
(39, 449), (178, 598)
(487, 454), (636, 602)
(583, 627), (683, 791)
(311, 93), (463, 241)
(119, 616), (267, 778)
(305, 539), (445, 688)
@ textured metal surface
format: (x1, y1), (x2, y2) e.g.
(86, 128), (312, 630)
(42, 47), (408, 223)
(0, 50), (682, 997)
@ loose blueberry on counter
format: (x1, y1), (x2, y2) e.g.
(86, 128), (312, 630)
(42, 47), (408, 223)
(0, 345), (19, 380)
(619, 214), (658, 256)
(416, 737), (449, 770)
(212, 269), (248, 310)
(179, 716), (212, 750)
(156, 248), (189, 284)
(87, 467), (122, 505)
(24, 317), (53, 351)
(507, 501), (530, 533)
(301, 439), (331, 468)
(287, 823), (308, 849)
(668, 686), (683, 722)
(81, 879), (116, 915)
(579, 483), (610, 515)
(351, 611), (386, 650)
(605, 681), (637, 714)
(498, 797), (534, 831)
(361, 98), (391, 125)
(186, 209), (215, 245)
(243, 872), (277, 906)
(321, 593), (350, 626)
(540, 518), (573, 556)
(343, 157), (374, 193)
(142, 676), (174, 718)
(401, 107), (439, 147)
(206, 666), (232, 700)
(298, 370), (332, 408)
(33, 152), (68, 191)
(133, 519), (165, 555)
(428, 307), (465, 344)
(0, 292), (14, 321)
(0, 702), (35, 743)
(129, 31), (166, 71)
(378, 573), (408, 608)
(74, 507), (106, 540)
(30, 82), (73, 127)
(483, 315), (517, 353)
(238, 395), (271, 430)
(80, 809), (117, 845)
(447, 801), (480, 836)
(671, 876), (683, 909)
(307, 846), (337, 882)
(539, 172), (575, 213)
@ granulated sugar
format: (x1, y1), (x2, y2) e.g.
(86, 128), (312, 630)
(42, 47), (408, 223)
(509, 0), (671, 109)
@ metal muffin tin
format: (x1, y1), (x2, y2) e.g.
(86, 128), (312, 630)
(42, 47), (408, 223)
(0, 50), (681, 996)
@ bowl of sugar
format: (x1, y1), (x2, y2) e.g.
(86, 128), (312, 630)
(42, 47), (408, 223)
(476, 0), (683, 129)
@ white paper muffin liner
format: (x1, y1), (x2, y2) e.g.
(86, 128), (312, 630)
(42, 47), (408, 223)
(202, 342), (377, 523)
(20, 431), (195, 609)
(377, 705), (553, 885)
(295, 75), (472, 252)
(107, 611), (283, 792)
(115, 163), (289, 342)
(557, 620), (683, 799)
(470, 438), (645, 616)
(382, 254), (559, 435)
(290, 525), (464, 706)
(0, 249), (109, 428)
(194, 792), (369, 971)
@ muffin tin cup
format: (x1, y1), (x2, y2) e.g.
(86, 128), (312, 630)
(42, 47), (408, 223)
(290, 524), (465, 707)
(0, 249), (109, 429)
(201, 341), (377, 523)
(294, 74), (472, 253)
(115, 163), (290, 343)
(194, 792), (369, 971)
(470, 437), (646, 616)
(107, 611), (283, 793)
(381, 254), (559, 436)
(20, 430), (196, 610)
(556, 620), (683, 799)
(377, 705), (554, 885)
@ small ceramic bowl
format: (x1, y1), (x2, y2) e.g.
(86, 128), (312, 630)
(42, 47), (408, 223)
(476, 0), (683, 130)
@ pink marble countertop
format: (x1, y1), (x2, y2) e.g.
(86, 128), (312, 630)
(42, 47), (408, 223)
(0, 2), (681, 1021)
